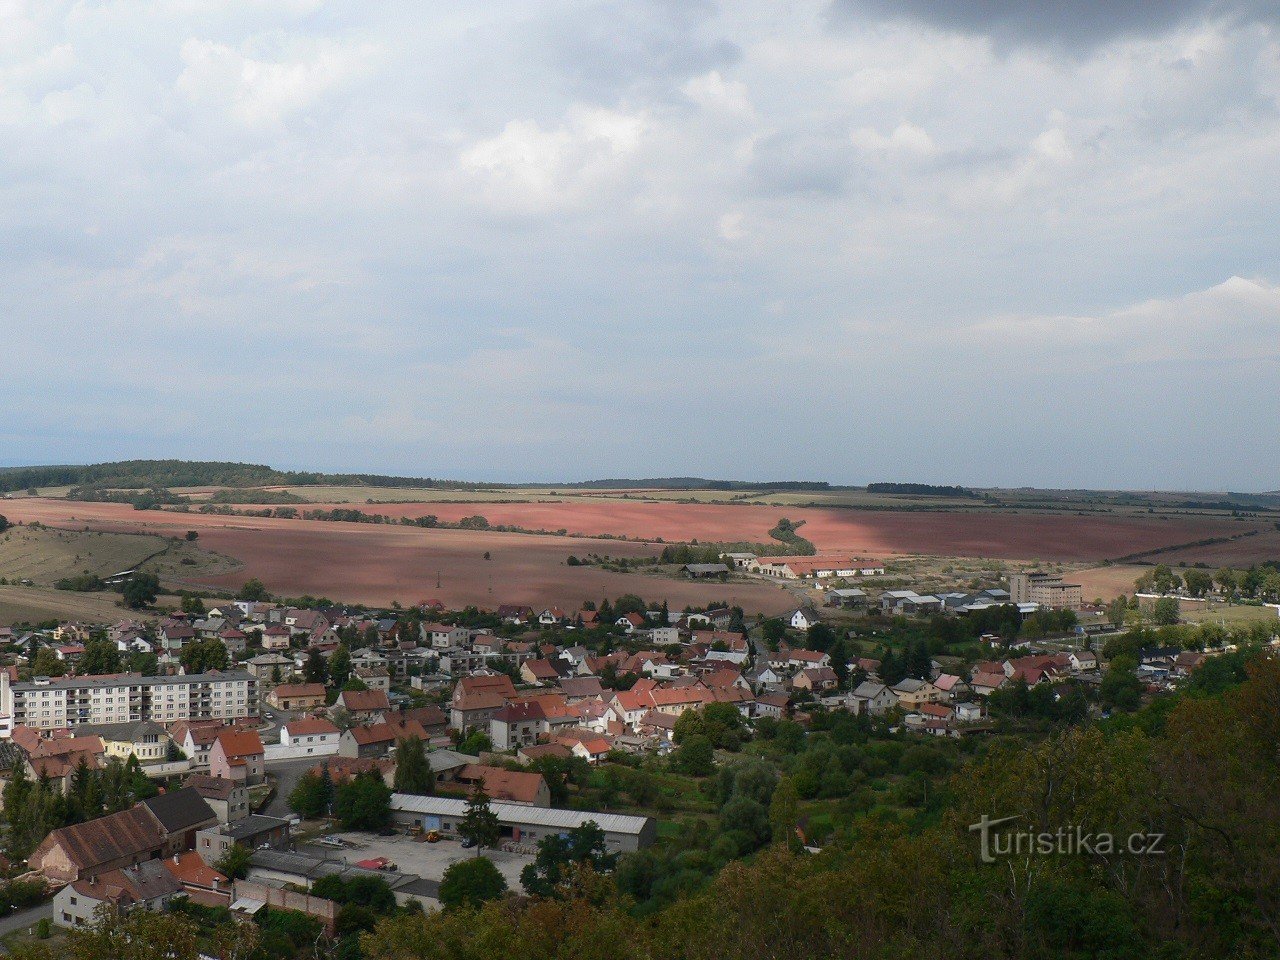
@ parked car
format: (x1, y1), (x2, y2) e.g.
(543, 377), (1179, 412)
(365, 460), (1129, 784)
(317, 836), (345, 848)
(461, 837), (476, 848)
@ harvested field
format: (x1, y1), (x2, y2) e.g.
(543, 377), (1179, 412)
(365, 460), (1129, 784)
(300, 500), (1247, 563)
(0, 584), (179, 625)
(0, 500), (797, 613)
(1141, 528), (1280, 566)
(1070, 566), (1149, 602)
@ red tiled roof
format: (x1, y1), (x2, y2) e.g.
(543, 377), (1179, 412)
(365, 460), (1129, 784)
(285, 717), (339, 737)
(215, 729), (264, 759)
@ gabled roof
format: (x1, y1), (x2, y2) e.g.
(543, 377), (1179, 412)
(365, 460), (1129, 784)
(285, 717), (340, 737)
(35, 806), (165, 872)
(140, 787), (217, 835)
(339, 689), (391, 712)
(162, 851), (227, 890)
(270, 683), (326, 699)
(455, 764), (547, 804)
(215, 729), (264, 760)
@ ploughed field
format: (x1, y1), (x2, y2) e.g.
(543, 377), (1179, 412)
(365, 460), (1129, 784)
(301, 499), (1247, 562)
(0, 500), (798, 613)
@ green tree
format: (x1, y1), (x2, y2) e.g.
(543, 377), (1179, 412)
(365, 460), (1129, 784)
(333, 771), (392, 830)
(289, 770), (335, 819)
(121, 572), (160, 609)
(31, 647), (65, 678)
(329, 644), (352, 688)
(216, 843), (252, 880)
(1182, 569), (1213, 598)
(1151, 597), (1180, 626)
(768, 774), (801, 852)
(1100, 655), (1143, 712)
(673, 735), (714, 776)
(180, 638), (228, 674)
(304, 649), (328, 683)
(520, 822), (617, 898)
(393, 736), (434, 795)
(439, 856), (508, 909)
(236, 577), (269, 601)
(79, 639), (121, 675)
(459, 782), (500, 853)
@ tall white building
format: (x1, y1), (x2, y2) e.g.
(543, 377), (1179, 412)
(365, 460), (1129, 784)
(0, 670), (258, 735)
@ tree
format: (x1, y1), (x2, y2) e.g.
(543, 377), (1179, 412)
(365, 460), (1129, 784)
(1151, 597), (1180, 626)
(122, 572), (160, 609)
(769, 774), (801, 851)
(1183, 569), (1213, 598)
(329, 644), (352, 688)
(459, 782), (500, 853)
(180, 638), (228, 674)
(393, 736), (434, 795)
(79, 639), (120, 675)
(439, 855), (508, 909)
(216, 843), (252, 880)
(333, 771), (392, 830)
(0, 514), (9, 533)
(65, 906), (199, 960)
(289, 770), (335, 818)
(1100, 655), (1143, 712)
(31, 647), (65, 678)
(180, 593), (205, 615)
(520, 822), (617, 898)
(304, 649), (328, 683)
(185, 530), (199, 541)
(236, 577), (269, 601)
(673, 735), (714, 776)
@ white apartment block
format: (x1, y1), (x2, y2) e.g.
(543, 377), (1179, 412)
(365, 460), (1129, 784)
(0, 670), (258, 735)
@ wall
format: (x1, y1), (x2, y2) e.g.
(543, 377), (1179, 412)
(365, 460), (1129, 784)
(234, 880), (337, 932)
(265, 742), (339, 762)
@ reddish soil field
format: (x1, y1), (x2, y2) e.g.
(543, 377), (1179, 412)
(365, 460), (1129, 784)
(1147, 528), (1280, 566)
(0, 500), (797, 613)
(304, 500), (1243, 563)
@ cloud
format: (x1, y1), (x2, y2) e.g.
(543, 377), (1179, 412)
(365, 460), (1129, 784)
(0, 0), (1277, 487)
(832, 0), (1280, 50)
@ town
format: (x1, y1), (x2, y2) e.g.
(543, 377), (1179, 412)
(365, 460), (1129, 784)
(0, 540), (1273, 959)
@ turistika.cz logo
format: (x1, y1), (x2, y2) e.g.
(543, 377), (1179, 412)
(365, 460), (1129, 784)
(968, 814), (1165, 864)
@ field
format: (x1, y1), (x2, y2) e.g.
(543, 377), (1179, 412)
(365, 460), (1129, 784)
(0, 584), (182, 625)
(0, 491), (1270, 616)
(298, 499), (1247, 562)
(1180, 601), (1280, 626)
(0, 500), (799, 613)
(1069, 565), (1149, 602)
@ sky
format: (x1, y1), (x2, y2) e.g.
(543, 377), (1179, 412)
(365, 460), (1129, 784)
(1, 0), (1278, 490)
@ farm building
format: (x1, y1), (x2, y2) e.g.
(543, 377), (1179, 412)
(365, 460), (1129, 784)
(389, 793), (656, 852)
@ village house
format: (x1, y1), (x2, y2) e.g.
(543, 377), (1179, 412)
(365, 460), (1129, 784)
(53, 859), (183, 928)
(184, 773), (250, 824)
(335, 688), (392, 722)
(892, 678), (944, 710)
(280, 717), (341, 753)
(78, 720), (170, 765)
(209, 729), (265, 785)
(450, 674), (517, 731)
(266, 682), (327, 711)
(851, 681), (897, 716)
(793, 666), (840, 693)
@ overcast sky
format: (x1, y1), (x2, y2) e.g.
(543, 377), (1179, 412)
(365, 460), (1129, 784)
(2, 0), (1278, 489)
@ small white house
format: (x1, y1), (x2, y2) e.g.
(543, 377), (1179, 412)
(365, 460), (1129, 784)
(280, 718), (341, 753)
(789, 608), (819, 631)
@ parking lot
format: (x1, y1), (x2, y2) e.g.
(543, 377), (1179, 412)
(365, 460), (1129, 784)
(299, 831), (535, 891)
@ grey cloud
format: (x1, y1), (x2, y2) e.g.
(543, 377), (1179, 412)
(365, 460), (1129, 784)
(831, 0), (1280, 49)
(749, 131), (863, 197)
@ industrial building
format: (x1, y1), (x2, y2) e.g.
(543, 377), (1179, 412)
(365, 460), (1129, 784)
(389, 793), (656, 852)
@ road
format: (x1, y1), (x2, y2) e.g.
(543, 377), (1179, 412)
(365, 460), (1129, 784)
(0, 903), (53, 954)
(261, 755), (323, 818)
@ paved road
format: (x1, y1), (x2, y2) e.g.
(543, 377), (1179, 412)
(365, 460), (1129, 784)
(261, 755), (323, 818)
(0, 903), (53, 954)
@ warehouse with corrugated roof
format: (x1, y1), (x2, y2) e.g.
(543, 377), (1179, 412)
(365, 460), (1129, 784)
(389, 793), (656, 852)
